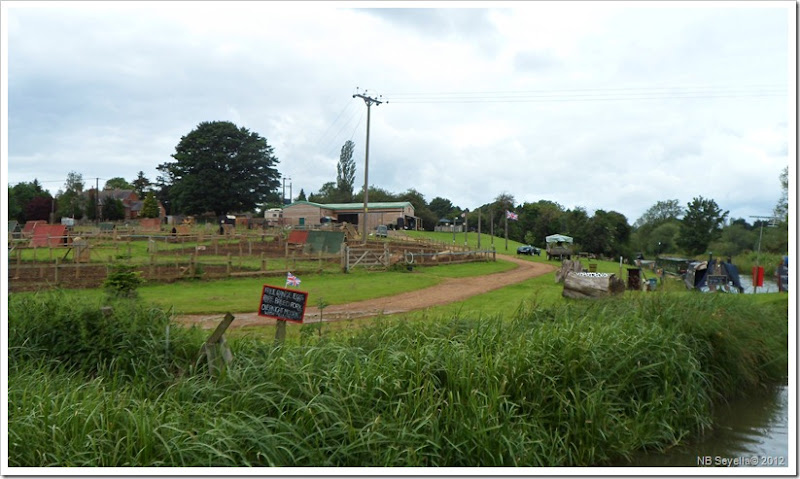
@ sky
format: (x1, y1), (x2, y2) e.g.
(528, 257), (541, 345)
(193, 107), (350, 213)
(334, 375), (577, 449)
(2, 1), (795, 225)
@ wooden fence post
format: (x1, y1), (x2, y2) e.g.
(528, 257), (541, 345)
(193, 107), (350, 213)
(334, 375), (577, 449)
(261, 253), (266, 272)
(274, 320), (287, 346)
(198, 313), (235, 377)
(227, 253), (232, 277)
(54, 257), (60, 284)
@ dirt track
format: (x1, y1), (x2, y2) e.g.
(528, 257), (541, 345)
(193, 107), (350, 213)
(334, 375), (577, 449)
(174, 255), (558, 330)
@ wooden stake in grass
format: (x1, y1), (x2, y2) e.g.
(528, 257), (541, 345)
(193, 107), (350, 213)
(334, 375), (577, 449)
(274, 319), (287, 346)
(199, 312), (235, 376)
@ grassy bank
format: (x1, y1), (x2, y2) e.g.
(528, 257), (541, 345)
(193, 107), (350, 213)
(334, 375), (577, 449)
(8, 291), (787, 468)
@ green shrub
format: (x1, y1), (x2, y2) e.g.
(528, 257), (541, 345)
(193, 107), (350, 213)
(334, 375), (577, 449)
(103, 264), (144, 298)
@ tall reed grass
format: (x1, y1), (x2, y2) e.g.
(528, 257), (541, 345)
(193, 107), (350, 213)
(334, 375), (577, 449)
(7, 292), (787, 467)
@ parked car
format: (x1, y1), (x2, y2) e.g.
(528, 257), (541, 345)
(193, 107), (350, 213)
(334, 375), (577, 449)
(376, 225), (388, 238)
(516, 245), (540, 256)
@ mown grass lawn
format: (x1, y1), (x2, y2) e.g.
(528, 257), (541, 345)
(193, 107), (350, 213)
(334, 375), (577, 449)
(18, 257), (518, 315)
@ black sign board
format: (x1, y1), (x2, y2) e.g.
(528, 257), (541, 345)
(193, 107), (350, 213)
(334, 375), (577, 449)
(258, 285), (308, 323)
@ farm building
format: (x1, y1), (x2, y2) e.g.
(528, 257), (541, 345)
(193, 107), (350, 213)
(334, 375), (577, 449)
(88, 189), (166, 220)
(282, 201), (420, 231)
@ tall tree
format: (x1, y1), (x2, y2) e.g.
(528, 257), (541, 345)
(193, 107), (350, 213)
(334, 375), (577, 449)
(85, 190), (99, 221)
(158, 121), (281, 217)
(104, 177), (133, 190)
(677, 196), (728, 255)
(131, 171), (152, 198)
(102, 196), (125, 221)
(633, 199), (682, 228)
(140, 192), (160, 218)
(428, 197), (456, 221)
(56, 171), (86, 219)
(296, 189), (307, 201)
(583, 210), (631, 257)
(336, 140), (356, 202)
(9, 180), (50, 223)
(24, 196), (53, 221)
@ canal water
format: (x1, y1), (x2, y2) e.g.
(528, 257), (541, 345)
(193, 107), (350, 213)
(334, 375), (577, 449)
(617, 385), (789, 467)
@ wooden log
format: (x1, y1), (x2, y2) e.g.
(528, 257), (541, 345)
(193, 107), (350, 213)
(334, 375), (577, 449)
(555, 259), (584, 283)
(562, 272), (625, 299)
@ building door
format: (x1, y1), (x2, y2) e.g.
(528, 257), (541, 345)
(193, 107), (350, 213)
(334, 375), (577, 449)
(299, 218), (305, 226)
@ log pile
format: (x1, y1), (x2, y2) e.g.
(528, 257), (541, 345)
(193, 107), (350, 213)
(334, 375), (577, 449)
(562, 271), (626, 299)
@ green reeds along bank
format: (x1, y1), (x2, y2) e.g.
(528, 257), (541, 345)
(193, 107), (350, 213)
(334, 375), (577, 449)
(7, 292), (787, 467)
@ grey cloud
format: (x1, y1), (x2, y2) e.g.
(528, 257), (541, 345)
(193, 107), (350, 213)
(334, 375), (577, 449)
(514, 50), (560, 72)
(358, 8), (498, 37)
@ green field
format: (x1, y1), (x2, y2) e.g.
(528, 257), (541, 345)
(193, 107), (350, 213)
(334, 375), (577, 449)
(6, 229), (789, 468)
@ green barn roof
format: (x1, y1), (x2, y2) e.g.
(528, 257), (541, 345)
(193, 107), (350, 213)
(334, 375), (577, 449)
(285, 201), (413, 211)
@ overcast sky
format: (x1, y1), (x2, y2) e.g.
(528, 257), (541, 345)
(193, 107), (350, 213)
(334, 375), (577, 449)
(3, 1), (795, 224)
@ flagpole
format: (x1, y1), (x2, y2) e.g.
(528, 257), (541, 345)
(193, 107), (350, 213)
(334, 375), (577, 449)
(504, 211), (508, 251)
(490, 210), (494, 246)
(477, 208), (481, 249)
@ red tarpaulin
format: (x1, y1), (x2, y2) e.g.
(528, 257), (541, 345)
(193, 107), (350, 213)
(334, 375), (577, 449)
(22, 220), (47, 235)
(31, 224), (67, 247)
(287, 230), (309, 245)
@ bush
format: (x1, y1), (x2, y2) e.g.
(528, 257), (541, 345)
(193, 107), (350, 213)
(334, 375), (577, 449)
(103, 264), (144, 298)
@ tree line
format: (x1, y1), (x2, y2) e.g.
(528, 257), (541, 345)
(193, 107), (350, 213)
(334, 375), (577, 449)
(8, 120), (788, 260)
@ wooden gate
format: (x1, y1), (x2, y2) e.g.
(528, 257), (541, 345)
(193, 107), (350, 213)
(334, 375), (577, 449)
(344, 244), (389, 271)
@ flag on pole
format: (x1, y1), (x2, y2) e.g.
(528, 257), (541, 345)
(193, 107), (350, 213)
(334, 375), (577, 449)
(506, 210), (518, 221)
(286, 272), (301, 287)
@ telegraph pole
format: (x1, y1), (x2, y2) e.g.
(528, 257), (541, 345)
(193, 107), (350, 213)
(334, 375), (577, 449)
(353, 91), (383, 244)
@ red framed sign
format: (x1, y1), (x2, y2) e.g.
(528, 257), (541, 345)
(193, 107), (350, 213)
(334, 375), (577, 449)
(258, 284), (308, 323)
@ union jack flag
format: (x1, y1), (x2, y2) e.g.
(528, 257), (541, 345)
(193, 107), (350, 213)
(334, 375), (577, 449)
(506, 210), (518, 221)
(286, 272), (301, 287)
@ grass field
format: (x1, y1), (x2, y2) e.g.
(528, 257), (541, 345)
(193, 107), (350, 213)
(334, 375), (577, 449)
(7, 229), (789, 468)
(13, 257), (518, 315)
(7, 290), (788, 467)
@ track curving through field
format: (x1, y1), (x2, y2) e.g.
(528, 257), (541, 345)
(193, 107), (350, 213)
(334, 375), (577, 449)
(173, 255), (557, 330)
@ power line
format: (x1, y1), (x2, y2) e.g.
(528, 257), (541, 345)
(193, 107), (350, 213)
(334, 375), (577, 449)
(320, 105), (361, 158)
(385, 83), (785, 95)
(383, 85), (787, 104)
(312, 100), (359, 150)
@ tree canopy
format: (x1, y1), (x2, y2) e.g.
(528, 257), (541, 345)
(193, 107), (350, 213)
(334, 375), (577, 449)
(336, 140), (356, 202)
(104, 177), (133, 190)
(141, 192), (160, 218)
(131, 171), (152, 198)
(9, 180), (51, 223)
(56, 171), (86, 219)
(677, 196), (728, 255)
(157, 121), (281, 217)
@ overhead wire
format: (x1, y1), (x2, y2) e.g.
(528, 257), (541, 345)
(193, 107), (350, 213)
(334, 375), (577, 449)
(382, 84), (787, 104)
